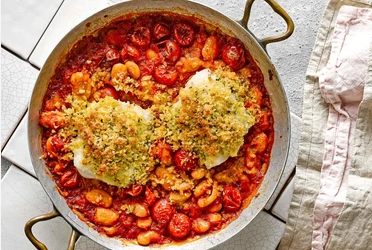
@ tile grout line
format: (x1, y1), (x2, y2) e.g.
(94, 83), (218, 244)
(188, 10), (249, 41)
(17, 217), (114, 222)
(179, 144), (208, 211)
(267, 167), (296, 214)
(1, 45), (30, 65)
(1, 108), (28, 152)
(1, 45), (41, 71)
(26, 0), (66, 63)
(1, 163), (39, 183)
(263, 208), (286, 224)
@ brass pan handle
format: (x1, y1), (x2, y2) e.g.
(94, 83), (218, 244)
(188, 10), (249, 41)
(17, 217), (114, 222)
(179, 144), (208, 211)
(239, 0), (294, 51)
(25, 208), (80, 250)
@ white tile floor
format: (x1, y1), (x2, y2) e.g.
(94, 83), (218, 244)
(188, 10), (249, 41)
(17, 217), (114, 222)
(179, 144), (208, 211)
(29, 0), (111, 68)
(1, 166), (72, 250)
(1, 0), (324, 248)
(1, 0), (63, 59)
(2, 113), (35, 176)
(272, 178), (295, 222)
(1, 49), (38, 148)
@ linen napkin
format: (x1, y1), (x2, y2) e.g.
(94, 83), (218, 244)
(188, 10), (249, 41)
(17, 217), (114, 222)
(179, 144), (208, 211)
(313, 6), (372, 249)
(278, 0), (372, 249)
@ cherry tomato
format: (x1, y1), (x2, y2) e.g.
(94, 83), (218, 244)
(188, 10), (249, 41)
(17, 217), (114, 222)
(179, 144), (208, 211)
(39, 111), (66, 129)
(151, 198), (175, 225)
(89, 48), (106, 68)
(105, 29), (127, 46)
(259, 111), (270, 131)
(222, 186), (242, 212)
(121, 44), (141, 62)
(221, 43), (245, 70)
(46, 135), (65, 157)
(124, 184), (144, 197)
(120, 213), (135, 228)
(61, 169), (79, 188)
(154, 65), (178, 86)
(71, 194), (88, 210)
(131, 27), (151, 47)
(153, 22), (170, 40)
(97, 86), (119, 100)
(168, 213), (191, 239)
(145, 187), (156, 207)
(195, 27), (208, 45)
(174, 149), (198, 171)
(173, 22), (195, 47)
(105, 48), (120, 64)
(138, 61), (155, 76)
(158, 40), (181, 63)
(240, 178), (251, 192)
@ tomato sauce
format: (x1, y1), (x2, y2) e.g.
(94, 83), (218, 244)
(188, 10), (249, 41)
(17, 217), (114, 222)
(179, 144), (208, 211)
(39, 12), (274, 246)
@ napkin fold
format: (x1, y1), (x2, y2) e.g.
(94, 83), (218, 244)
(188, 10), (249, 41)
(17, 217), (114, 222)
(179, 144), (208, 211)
(313, 6), (372, 249)
(279, 0), (372, 249)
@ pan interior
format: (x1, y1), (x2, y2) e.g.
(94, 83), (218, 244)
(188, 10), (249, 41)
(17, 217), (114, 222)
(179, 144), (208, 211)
(28, 0), (290, 249)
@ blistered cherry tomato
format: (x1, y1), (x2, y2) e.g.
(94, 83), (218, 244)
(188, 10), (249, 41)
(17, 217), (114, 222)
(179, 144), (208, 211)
(174, 149), (198, 171)
(46, 135), (65, 158)
(168, 213), (191, 239)
(97, 86), (119, 100)
(259, 111), (271, 131)
(151, 198), (175, 225)
(106, 29), (127, 46)
(131, 27), (151, 47)
(145, 187), (156, 207)
(61, 170), (79, 188)
(120, 213), (135, 228)
(154, 65), (178, 86)
(153, 22), (170, 40)
(138, 61), (155, 76)
(105, 48), (120, 64)
(240, 178), (251, 192)
(121, 44), (141, 62)
(222, 186), (242, 212)
(173, 22), (195, 47)
(158, 40), (181, 62)
(221, 43), (245, 70)
(125, 184), (144, 197)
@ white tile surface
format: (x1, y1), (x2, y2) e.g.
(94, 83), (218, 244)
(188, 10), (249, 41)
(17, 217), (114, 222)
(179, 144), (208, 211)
(29, 0), (111, 68)
(1, 0), (63, 59)
(1, 165), (72, 250)
(2, 113), (35, 176)
(1, 49), (39, 148)
(265, 113), (301, 209)
(272, 178), (295, 222)
(214, 211), (285, 250)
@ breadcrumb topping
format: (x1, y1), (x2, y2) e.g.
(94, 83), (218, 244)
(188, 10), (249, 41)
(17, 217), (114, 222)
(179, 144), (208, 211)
(66, 97), (154, 188)
(58, 67), (258, 188)
(153, 68), (256, 168)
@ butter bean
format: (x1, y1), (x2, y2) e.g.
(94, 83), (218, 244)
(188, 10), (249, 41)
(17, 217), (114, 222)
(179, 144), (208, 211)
(125, 61), (141, 79)
(94, 208), (119, 226)
(86, 189), (113, 208)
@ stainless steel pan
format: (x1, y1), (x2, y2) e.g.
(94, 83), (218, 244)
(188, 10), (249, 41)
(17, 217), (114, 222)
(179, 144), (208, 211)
(26, 0), (294, 249)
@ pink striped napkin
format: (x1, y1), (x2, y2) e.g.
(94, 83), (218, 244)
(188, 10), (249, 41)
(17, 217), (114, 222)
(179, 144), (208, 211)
(313, 6), (372, 249)
(279, 1), (372, 249)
